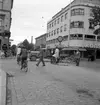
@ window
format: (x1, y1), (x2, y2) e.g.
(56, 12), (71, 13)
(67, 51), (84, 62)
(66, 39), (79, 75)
(60, 26), (63, 32)
(52, 22), (53, 27)
(64, 24), (67, 31)
(71, 8), (84, 16)
(63, 35), (68, 41)
(49, 24), (51, 28)
(61, 15), (63, 22)
(51, 31), (53, 36)
(0, 21), (1, 26)
(70, 21), (84, 28)
(0, 18), (2, 26)
(65, 13), (67, 19)
(54, 20), (56, 25)
(49, 32), (51, 37)
(85, 35), (96, 41)
(57, 28), (59, 34)
(89, 19), (94, 29)
(97, 36), (100, 41)
(90, 9), (94, 17)
(57, 18), (60, 24)
(54, 29), (56, 35)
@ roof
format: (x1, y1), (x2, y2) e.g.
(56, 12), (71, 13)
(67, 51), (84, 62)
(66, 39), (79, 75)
(35, 33), (47, 39)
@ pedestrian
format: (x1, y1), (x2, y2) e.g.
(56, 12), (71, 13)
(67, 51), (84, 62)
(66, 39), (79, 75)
(75, 49), (80, 66)
(52, 46), (60, 64)
(17, 46), (21, 64)
(36, 47), (45, 66)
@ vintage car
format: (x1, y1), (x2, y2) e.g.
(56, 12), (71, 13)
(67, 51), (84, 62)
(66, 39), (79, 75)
(29, 51), (39, 61)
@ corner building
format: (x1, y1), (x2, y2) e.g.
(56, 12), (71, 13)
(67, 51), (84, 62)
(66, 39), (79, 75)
(0, 0), (13, 50)
(46, 0), (100, 58)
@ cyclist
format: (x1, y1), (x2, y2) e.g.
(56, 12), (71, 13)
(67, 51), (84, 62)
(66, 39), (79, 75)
(20, 46), (28, 70)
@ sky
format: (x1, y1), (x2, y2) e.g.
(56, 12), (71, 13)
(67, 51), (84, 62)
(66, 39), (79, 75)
(10, 0), (73, 45)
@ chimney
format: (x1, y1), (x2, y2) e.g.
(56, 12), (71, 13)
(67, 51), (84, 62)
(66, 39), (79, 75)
(31, 36), (33, 44)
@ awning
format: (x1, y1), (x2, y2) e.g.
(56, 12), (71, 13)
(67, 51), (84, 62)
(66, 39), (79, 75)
(62, 47), (87, 51)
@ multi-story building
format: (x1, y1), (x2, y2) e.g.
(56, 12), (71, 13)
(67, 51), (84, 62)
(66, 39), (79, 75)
(35, 33), (47, 49)
(0, 0), (14, 50)
(46, 0), (100, 58)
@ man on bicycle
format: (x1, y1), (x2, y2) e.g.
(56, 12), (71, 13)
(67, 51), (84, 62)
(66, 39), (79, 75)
(20, 46), (28, 70)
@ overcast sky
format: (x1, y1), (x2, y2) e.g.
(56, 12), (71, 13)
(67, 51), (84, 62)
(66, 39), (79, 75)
(10, 0), (73, 45)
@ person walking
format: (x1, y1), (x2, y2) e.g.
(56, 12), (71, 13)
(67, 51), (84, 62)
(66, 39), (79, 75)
(36, 48), (45, 66)
(52, 46), (60, 64)
(75, 49), (80, 66)
(17, 46), (21, 64)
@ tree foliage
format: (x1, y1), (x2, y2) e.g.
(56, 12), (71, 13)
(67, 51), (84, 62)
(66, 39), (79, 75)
(11, 44), (16, 51)
(22, 39), (34, 50)
(91, 6), (100, 26)
(90, 6), (100, 34)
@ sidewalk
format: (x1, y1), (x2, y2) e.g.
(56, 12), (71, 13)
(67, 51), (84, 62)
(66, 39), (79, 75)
(0, 69), (7, 105)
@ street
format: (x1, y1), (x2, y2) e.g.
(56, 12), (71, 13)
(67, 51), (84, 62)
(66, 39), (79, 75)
(1, 59), (100, 105)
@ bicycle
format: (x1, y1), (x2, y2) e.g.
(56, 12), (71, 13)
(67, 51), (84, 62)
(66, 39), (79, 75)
(21, 60), (28, 72)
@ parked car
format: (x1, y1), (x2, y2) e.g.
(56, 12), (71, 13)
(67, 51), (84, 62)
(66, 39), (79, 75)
(29, 51), (39, 61)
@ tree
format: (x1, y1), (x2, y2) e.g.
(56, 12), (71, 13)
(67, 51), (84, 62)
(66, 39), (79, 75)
(22, 39), (29, 50)
(91, 6), (100, 34)
(28, 43), (34, 50)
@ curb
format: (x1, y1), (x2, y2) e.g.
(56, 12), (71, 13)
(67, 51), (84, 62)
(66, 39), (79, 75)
(0, 69), (7, 105)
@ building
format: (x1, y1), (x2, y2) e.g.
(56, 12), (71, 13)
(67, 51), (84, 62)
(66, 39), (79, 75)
(0, 0), (14, 50)
(35, 33), (47, 49)
(46, 0), (100, 58)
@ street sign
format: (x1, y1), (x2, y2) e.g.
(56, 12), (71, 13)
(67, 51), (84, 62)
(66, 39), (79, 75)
(57, 36), (63, 42)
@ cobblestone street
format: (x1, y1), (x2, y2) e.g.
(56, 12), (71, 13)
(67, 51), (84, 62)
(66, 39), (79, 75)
(1, 59), (100, 105)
